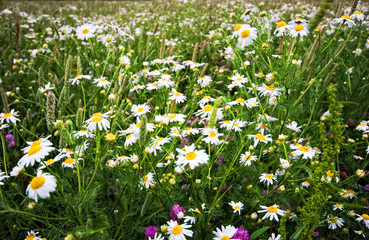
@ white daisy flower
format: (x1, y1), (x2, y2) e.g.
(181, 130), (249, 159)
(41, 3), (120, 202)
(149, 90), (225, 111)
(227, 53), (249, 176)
(237, 24), (257, 47)
(258, 205), (285, 222)
(0, 171), (9, 185)
(175, 144), (209, 170)
(248, 133), (273, 147)
(229, 201), (243, 215)
(68, 74), (91, 85)
(289, 24), (309, 38)
(356, 214), (369, 229)
(290, 144), (317, 159)
(259, 173), (277, 185)
(26, 170), (57, 202)
(18, 136), (55, 167)
(169, 88), (187, 104)
(328, 216), (344, 230)
(332, 15), (356, 27)
(167, 220), (193, 240)
(332, 204), (344, 211)
(202, 128), (223, 145)
(24, 230), (43, 240)
(140, 172), (154, 189)
(131, 104), (151, 117)
(76, 24), (95, 40)
(239, 151), (257, 166)
(213, 225), (237, 240)
(0, 109), (20, 125)
(93, 76), (111, 89)
(286, 121), (301, 132)
(197, 75), (212, 88)
(39, 82), (55, 95)
(85, 112), (110, 132)
(124, 134), (139, 147)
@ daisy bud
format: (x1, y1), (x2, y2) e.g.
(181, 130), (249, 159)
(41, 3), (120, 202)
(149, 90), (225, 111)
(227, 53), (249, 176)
(133, 164), (139, 169)
(362, 134), (368, 139)
(195, 179), (201, 184)
(251, 212), (258, 219)
(27, 202), (36, 210)
(177, 211), (184, 219)
(247, 184), (253, 190)
(161, 225), (168, 232)
(65, 234), (74, 240)
(356, 169), (365, 177)
(347, 210), (356, 218)
(249, 146), (255, 151)
(169, 178), (176, 185)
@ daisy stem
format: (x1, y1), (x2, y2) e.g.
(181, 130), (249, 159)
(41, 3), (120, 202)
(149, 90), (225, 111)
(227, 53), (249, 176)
(80, 82), (87, 122)
(0, 134), (8, 175)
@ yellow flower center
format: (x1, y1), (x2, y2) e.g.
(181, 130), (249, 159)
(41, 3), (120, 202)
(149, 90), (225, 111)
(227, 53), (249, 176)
(244, 156), (251, 161)
(265, 174), (273, 179)
(75, 74), (83, 78)
(209, 131), (217, 137)
(27, 140), (42, 156)
(354, 11), (362, 15)
(234, 24), (242, 32)
(266, 85), (275, 91)
(204, 105), (213, 112)
(236, 98), (245, 103)
(327, 171), (335, 178)
(61, 30), (66, 35)
(361, 214), (369, 220)
(234, 206), (240, 210)
(64, 158), (74, 164)
(303, 181), (309, 185)
(168, 114), (177, 119)
(26, 234), (36, 240)
(137, 107), (144, 112)
(172, 225), (182, 235)
(82, 28), (89, 34)
(46, 159), (54, 165)
(143, 175), (149, 183)
(3, 113), (12, 118)
(240, 30), (251, 38)
(330, 217), (338, 223)
(100, 78), (106, 82)
(359, 123), (366, 126)
(221, 236), (230, 240)
(341, 15), (352, 20)
(236, 77), (242, 81)
(299, 146), (310, 152)
(255, 133), (266, 141)
(348, 190), (355, 194)
(260, 123), (267, 129)
(268, 206), (278, 213)
(276, 21), (287, 28)
(175, 92), (181, 97)
(185, 152), (197, 160)
(294, 25), (304, 31)
(30, 176), (46, 190)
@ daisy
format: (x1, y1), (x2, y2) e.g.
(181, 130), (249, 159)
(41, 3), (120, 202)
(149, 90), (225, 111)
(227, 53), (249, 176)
(85, 112), (110, 132)
(197, 75), (212, 88)
(175, 144), (209, 170)
(332, 15), (356, 27)
(332, 204), (344, 211)
(229, 97), (247, 106)
(356, 214), (369, 228)
(280, 159), (292, 169)
(351, 11), (365, 21)
(269, 233), (281, 240)
(220, 120), (234, 131)
(274, 21), (292, 36)
(130, 84), (146, 93)
(286, 121), (301, 132)
(231, 119), (247, 132)
(259, 173), (277, 185)
(18, 136), (55, 167)
(198, 96), (216, 106)
(149, 233), (165, 240)
(248, 133), (273, 147)
(291, 144), (317, 159)
(167, 220), (193, 240)
(258, 205), (285, 222)
(0, 171), (9, 185)
(61, 157), (81, 168)
(165, 113), (187, 123)
(239, 151), (257, 166)
(69, 74), (91, 85)
(141, 172), (154, 189)
(169, 88), (186, 104)
(25, 230), (43, 240)
(246, 97), (259, 109)
(182, 127), (199, 137)
(292, 59), (302, 66)
(289, 24), (309, 38)
(257, 84), (282, 98)
(213, 225), (237, 240)
(76, 24), (95, 40)
(0, 109), (20, 125)
(58, 25), (72, 40)
(354, 230), (366, 238)
(229, 201), (243, 215)
(158, 74), (174, 88)
(328, 216), (344, 230)
(301, 181), (310, 188)
(26, 170), (57, 202)
(119, 55), (130, 65)
(93, 76), (111, 89)
(169, 127), (182, 137)
(237, 24), (257, 47)
(195, 104), (223, 120)
(346, 67), (354, 74)
(39, 82), (55, 95)
(131, 104), (151, 117)
(124, 134), (139, 147)
(73, 129), (95, 139)
(10, 165), (24, 177)
(202, 128), (223, 145)
(230, 73), (248, 85)
(356, 121), (369, 132)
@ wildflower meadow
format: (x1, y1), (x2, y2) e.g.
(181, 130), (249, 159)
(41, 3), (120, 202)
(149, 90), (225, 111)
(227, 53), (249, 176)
(1, 0), (369, 239)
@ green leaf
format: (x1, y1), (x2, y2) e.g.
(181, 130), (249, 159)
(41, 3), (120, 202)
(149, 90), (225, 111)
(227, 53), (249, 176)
(250, 226), (269, 239)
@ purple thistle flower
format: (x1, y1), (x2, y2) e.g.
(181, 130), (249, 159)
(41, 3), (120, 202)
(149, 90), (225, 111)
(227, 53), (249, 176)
(8, 140), (15, 148)
(233, 227), (250, 240)
(364, 184), (369, 192)
(170, 204), (187, 221)
(5, 134), (14, 142)
(144, 226), (158, 239)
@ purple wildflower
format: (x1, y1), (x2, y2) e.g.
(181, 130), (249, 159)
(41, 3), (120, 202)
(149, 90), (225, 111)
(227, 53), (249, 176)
(170, 204), (186, 221)
(144, 226), (158, 239)
(233, 227), (250, 240)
